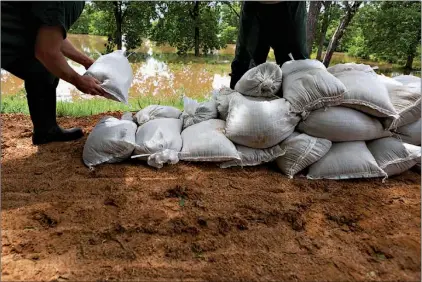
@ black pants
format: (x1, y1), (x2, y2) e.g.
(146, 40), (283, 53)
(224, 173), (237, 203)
(2, 58), (59, 132)
(230, 1), (308, 89)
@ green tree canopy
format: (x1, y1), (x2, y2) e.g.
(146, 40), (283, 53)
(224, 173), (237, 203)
(150, 1), (223, 56)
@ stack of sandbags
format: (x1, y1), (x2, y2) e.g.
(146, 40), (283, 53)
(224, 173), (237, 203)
(379, 75), (421, 146)
(292, 63), (420, 180)
(132, 105), (184, 168)
(82, 60), (420, 179)
(83, 105), (186, 169)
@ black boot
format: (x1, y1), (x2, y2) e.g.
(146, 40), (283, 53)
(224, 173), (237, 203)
(32, 125), (84, 145)
(24, 67), (84, 145)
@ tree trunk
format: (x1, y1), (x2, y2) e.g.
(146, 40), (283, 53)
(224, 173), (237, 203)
(306, 1), (322, 56)
(323, 1), (362, 67)
(316, 1), (332, 61)
(193, 1), (200, 57)
(113, 1), (123, 50)
(405, 54), (414, 70)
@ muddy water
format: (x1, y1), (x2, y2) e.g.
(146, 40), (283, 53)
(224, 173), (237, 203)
(1, 34), (420, 102)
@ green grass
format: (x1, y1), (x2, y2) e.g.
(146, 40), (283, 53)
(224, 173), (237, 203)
(1, 92), (186, 117)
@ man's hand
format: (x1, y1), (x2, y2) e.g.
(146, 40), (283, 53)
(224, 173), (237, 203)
(35, 26), (106, 97)
(74, 76), (108, 97)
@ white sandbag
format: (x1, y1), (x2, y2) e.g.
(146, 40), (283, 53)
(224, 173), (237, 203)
(367, 137), (421, 176)
(83, 117), (137, 167)
(307, 141), (387, 180)
(147, 149), (180, 169)
(225, 93), (300, 149)
(328, 63), (399, 119)
(276, 133), (332, 178)
(134, 105), (182, 126)
(281, 59), (346, 117)
(179, 119), (240, 162)
(84, 50), (133, 104)
(297, 107), (392, 142)
(394, 119), (421, 145)
(121, 112), (134, 121)
(377, 74), (403, 92)
(220, 144), (285, 168)
(181, 97), (218, 129)
(235, 62), (282, 97)
(213, 87), (238, 120)
(328, 63), (376, 75)
(393, 75), (421, 87)
(383, 85), (421, 130)
(134, 118), (183, 156)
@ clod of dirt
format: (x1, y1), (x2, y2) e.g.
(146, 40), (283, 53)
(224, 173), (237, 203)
(104, 198), (119, 207)
(112, 223), (126, 234)
(31, 212), (58, 228)
(326, 213), (362, 231)
(217, 217), (231, 235)
(165, 242), (191, 260)
(168, 218), (200, 236)
(166, 185), (189, 199)
(284, 210), (305, 231)
(197, 217), (208, 227)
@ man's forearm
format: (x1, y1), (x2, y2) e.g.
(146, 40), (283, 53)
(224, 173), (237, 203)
(36, 49), (81, 86)
(61, 38), (93, 68)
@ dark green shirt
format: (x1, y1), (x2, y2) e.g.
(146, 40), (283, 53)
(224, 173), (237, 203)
(1, 1), (85, 67)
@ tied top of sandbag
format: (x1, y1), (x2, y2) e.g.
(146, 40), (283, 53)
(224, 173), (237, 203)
(281, 59), (326, 76)
(234, 62), (282, 97)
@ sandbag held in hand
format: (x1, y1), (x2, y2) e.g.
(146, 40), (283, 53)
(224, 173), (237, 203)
(297, 107), (392, 142)
(225, 93), (300, 149)
(84, 50), (133, 104)
(83, 117), (137, 167)
(235, 62), (282, 97)
(281, 59), (346, 116)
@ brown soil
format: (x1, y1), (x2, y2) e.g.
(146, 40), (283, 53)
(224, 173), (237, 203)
(1, 113), (421, 281)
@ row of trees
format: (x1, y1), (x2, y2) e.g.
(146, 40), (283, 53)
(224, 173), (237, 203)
(306, 1), (421, 69)
(70, 1), (421, 69)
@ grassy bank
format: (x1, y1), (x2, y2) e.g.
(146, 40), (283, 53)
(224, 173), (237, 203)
(1, 92), (185, 117)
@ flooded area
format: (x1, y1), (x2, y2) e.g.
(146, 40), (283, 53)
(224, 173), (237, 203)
(1, 34), (420, 102)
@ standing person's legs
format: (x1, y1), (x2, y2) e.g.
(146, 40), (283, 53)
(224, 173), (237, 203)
(4, 58), (83, 145)
(230, 2), (270, 89)
(285, 1), (308, 60)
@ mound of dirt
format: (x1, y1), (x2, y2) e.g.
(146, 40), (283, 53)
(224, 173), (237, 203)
(1, 113), (420, 281)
